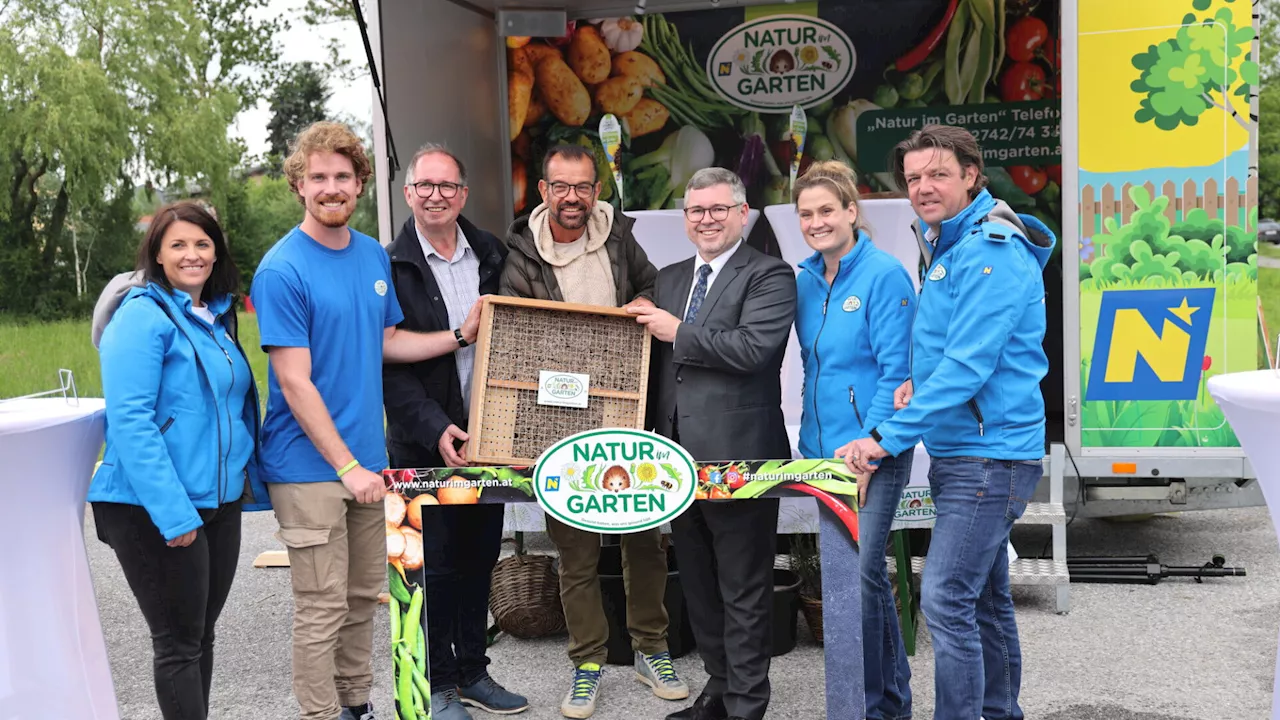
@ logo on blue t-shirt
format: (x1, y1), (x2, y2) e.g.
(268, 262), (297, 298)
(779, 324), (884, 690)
(374, 279), (388, 296)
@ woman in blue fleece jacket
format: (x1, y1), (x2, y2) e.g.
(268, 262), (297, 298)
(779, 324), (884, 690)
(89, 201), (270, 720)
(792, 161), (918, 720)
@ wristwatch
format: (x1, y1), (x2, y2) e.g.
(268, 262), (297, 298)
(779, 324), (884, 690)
(454, 328), (469, 347)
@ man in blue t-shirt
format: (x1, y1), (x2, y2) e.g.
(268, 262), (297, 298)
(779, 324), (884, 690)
(251, 121), (482, 720)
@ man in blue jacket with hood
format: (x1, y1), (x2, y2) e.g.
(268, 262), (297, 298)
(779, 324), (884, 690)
(845, 124), (1056, 720)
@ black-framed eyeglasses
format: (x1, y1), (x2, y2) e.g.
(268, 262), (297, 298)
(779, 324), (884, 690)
(684, 203), (743, 223)
(411, 181), (463, 199)
(548, 181), (596, 198)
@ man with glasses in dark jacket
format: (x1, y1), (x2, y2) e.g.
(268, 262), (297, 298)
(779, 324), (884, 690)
(383, 144), (526, 720)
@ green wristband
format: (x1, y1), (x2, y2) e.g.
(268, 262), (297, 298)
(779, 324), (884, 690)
(337, 459), (360, 478)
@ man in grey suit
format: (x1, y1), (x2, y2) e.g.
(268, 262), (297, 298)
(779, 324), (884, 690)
(628, 167), (797, 720)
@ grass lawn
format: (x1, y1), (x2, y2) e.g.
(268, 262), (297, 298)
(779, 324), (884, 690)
(0, 311), (270, 402)
(1262, 266), (1280, 363)
(4, 270), (1280, 402)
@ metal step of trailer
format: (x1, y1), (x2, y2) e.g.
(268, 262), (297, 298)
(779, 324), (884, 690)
(894, 556), (1071, 586)
(1016, 502), (1066, 526)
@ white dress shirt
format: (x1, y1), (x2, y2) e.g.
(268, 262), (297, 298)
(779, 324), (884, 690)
(416, 224), (481, 409)
(683, 238), (744, 320)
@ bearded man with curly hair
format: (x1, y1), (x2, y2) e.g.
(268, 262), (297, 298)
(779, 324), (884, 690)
(252, 121), (482, 720)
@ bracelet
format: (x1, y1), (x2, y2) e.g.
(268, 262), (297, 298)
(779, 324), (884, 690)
(454, 328), (469, 348)
(337, 459), (360, 478)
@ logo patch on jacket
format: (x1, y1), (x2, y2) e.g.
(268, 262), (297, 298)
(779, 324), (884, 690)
(982, 266), (993, 275)
(843, 296), (861, 312)
(928, 264), (947, 281)
(374, 280), (388, 296)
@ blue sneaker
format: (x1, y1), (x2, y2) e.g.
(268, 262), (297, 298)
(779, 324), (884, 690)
(459, 672), (530, 714)
(429, 688), (474, 720)
(635, 650), (689, 700)
(560, 663), (603, 719)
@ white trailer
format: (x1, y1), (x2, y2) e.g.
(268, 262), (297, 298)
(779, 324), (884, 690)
(361, 0), (1266, 611)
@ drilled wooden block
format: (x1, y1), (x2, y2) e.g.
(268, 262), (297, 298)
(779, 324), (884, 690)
(466, 297), (652, 466)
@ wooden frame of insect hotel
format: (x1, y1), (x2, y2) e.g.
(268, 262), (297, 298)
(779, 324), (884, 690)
(465, 296), (653, 466)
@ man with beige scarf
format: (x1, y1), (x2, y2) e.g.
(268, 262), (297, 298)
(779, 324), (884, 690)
(501, 144), (685, 719)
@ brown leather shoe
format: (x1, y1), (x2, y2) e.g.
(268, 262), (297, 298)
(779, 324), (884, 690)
(664, 692), (728, 720)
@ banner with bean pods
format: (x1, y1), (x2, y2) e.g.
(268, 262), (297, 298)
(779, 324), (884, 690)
(380, 454), (861, 720)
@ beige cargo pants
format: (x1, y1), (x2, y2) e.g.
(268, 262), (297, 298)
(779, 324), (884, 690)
(269, 481), (386, 720)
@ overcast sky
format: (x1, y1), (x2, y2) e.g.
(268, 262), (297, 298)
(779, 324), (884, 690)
(231, 0), (374, 160)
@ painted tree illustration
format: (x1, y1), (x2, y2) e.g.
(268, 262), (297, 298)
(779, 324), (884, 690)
(1130, 0), (1258, 131)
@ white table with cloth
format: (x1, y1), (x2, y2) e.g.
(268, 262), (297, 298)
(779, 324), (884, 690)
(1208, 370), (1280, 720)
(0, 397), (119, 720)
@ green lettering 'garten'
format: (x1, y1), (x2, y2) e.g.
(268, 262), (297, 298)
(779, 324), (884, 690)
(566, 493), (668, 514)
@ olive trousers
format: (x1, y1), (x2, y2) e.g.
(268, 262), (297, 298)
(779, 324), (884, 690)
(545, 516), (671, 667)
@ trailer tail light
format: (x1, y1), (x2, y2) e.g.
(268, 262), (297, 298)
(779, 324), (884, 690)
(1112, 463), (1138, 475)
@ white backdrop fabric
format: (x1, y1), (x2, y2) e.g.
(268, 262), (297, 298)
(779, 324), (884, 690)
(1208, 370), (1280, 720)
(0, 397), (119, 720)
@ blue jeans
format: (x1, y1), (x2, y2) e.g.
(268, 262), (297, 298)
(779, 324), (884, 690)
(921, 457), (1041, 720)
(861, 450), (915, 720)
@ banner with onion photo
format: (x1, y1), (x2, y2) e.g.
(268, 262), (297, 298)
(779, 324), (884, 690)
(382, 428), (861, 720)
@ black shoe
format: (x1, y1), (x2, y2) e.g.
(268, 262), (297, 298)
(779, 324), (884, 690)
(338, 703), (376, 720)
(665, 692), (727, 720)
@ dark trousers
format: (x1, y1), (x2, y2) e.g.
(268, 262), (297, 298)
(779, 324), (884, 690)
(92, 500), (242, 720)
(419, 503), (505, 688)
(670, 498), (779, 720)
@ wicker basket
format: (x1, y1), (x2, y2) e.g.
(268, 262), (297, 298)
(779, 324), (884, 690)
(799, 592), (824, 646)
(489, 538), (566, 639)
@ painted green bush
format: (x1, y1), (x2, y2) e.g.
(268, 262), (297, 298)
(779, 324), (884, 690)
(1080, 357), (1241, 448)
(1083, 184), (1257, 284)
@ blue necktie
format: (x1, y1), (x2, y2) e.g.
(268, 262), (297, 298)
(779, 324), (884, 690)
(685, 264), (712, 323)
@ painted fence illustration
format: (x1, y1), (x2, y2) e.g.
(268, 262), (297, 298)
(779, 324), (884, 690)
(1080, 177), (1258, 235)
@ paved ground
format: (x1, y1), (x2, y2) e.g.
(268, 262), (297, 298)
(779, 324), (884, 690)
(1258, 255), (1280, 269)
(87, 506), (1279, 719)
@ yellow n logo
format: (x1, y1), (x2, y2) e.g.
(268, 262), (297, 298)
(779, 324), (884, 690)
(1103, 310), (1191, 384)
(1087, 290), (1214, 402)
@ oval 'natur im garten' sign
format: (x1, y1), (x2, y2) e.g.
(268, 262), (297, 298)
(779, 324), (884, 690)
(534, 428), (697, 534)
(706, 14), (857, 113)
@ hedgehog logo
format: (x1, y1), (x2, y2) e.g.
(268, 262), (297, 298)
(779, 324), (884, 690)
(601, 465), (633, 493)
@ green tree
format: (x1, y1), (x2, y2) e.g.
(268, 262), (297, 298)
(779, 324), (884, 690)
(1257, 0), (1280, 220)
(301, 0), (370, 85)
(266, 62), (332, 166)
(0, 0), (286, 317)
(1130, 0), (1257, 131)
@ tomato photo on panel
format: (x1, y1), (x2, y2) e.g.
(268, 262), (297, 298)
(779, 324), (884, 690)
(1007, 16), (1049, 63)
(1008, 165), (1048, 195)
(1000, 62), (1047, 102)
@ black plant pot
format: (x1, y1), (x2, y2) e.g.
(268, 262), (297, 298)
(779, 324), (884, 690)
(599, 544), (697, 666)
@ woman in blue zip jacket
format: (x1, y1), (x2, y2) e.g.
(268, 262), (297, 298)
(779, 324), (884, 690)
(88, 201), (271, 720)
(793, 161), (918, 720)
